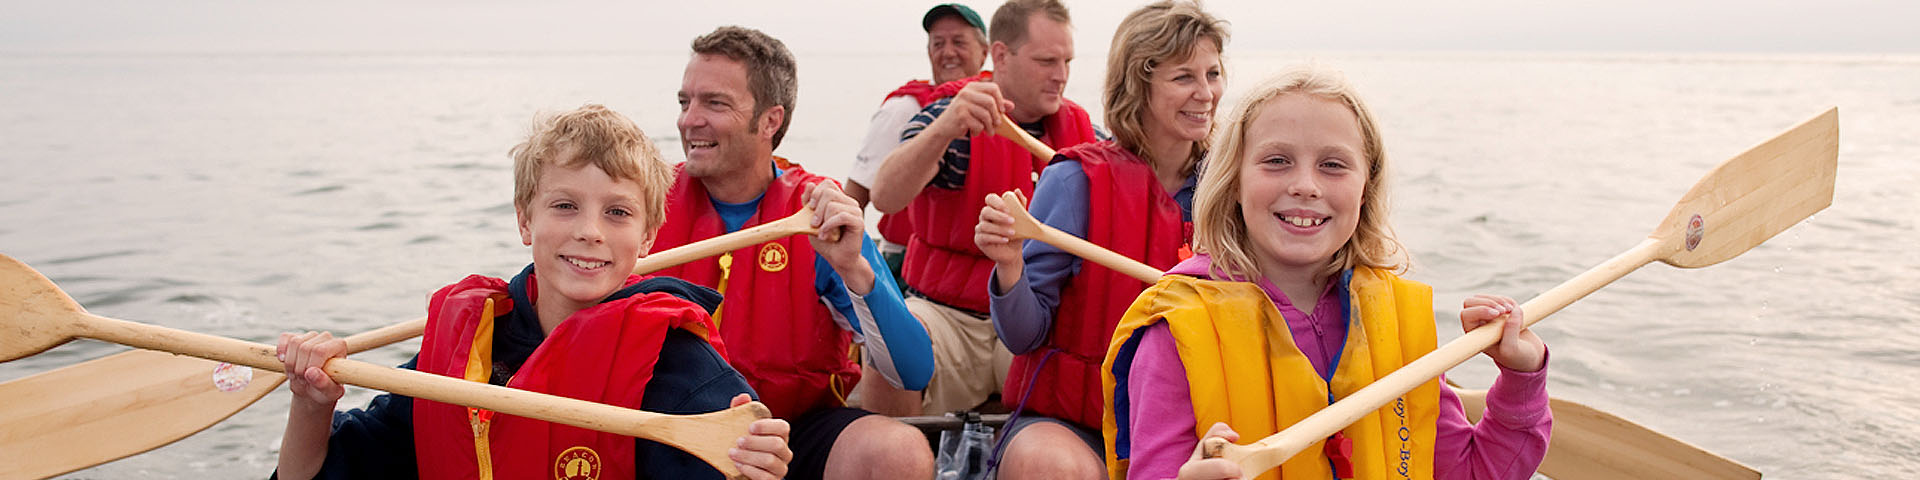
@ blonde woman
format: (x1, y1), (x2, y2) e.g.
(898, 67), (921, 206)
(1100, 67), (1552, 480)
(973, 2), (1224, 478)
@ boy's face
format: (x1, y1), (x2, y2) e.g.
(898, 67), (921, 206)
(676, 53), (779, 179)
(516, 161), (655, 315)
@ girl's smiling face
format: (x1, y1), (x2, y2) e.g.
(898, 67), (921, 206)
(1236, 93), (1369, 280)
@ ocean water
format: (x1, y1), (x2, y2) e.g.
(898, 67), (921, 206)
(0, 50), (1915, 478)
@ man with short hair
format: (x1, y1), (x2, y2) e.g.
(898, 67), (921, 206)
(844, 2), (991, 416)
(869, 0), (1106, 417)
(659, 25), (935, 480)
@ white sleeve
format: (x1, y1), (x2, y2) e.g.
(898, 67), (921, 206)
(848, 96), (924, 187)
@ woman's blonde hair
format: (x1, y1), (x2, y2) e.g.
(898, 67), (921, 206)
(1191, 66), (1405, 282)
(1103, 0), (1228, 168)
(511, 104), (676, 233)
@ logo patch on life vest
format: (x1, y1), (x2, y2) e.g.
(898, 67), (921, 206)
(211, 362), (252, 392)
(1684, 214), (1705, 251)
(758, 242), (789, 272)
(554, 446), (601, 480)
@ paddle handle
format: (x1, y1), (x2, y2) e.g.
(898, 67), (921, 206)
(633, 205), (823, 275)
(340, 317), (426, 354)
(996, 115), (1056, 160)
(69, 313), (765, 478)
(997, 192), (1164, 284)
(322, 208), (827, 354)
(1034, 226), (1163, 284)
(1207, 238), (1665, 474)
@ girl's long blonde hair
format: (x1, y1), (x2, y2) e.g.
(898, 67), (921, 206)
(1191, 66), (1405, 282)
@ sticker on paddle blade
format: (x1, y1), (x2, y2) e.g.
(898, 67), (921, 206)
(211, 362), (253, 392)
(1685, 214), (1705, 251)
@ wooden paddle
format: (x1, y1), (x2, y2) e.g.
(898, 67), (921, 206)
(0, 205), (827, 479)
(996, 191), (1165, 282)
(0, 254), (771, 479)
(996, 114), (1057, 160)
(1202, 108), (1836, 478)
(0, 318), (424, 480)
(1453, 388), (1757, 480)
(993, 191), (1767, 479)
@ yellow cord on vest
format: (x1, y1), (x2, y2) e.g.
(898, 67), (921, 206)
(713, 252), (734, 327)
(465, 297), (502, 480)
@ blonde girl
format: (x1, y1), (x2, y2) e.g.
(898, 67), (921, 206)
(1101, 66), (1551, 480)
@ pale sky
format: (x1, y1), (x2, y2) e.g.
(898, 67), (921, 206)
(3, 0), (1915, 55)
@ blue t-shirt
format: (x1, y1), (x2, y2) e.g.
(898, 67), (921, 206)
(706, 166), (933, 391)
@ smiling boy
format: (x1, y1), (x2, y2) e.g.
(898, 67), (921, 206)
(272, 105), (792, 480)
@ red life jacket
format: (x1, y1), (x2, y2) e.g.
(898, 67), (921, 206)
(901, 98), (1099, 313)
(651, 160), (860, 420)
(876, 72), (993, 246)
(412, 274), (724, 480)
(1004, 141), (1189, 429)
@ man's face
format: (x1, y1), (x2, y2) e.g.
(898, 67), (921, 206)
(991, 14), (1073, 122)
(926, 15), (986, 85)
(676, 53), (777, 179)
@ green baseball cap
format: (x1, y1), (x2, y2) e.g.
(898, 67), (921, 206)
(922, 3), (986, 33)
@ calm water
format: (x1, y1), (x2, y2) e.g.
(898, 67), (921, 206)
(1, 51), (1915, 478)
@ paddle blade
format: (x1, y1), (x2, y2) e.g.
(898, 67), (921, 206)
(0, 254), (87, 362)
(1456, 389), (1761, 480)
(0, 350), (286, 480)
(1654, 108), (1838, 268)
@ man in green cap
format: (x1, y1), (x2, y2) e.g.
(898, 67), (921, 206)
(845, 3), (991, 416)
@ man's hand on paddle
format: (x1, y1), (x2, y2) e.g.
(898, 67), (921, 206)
(930, 82), (1015, 141)
(975, 190), (1029, 292)
(277, 330), (347, 407)
(727, 393), (792, 480)
(805, 181), (877, 295)
(1178, 422), (1245, 480)
(1461, 294), (1546, 372)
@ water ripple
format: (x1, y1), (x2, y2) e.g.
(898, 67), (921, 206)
(294, 184), (346, 196)
(39, 249), (146, 266)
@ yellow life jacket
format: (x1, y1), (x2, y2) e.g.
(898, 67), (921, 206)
(1102, 267), (1442, 480)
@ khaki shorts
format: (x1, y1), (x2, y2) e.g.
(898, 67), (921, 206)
(908, 296), (1013, 414)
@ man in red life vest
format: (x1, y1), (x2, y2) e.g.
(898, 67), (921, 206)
(658, 26), (935, 480)
(843, 3), (990, 416)
(868, 0), (1106, 416)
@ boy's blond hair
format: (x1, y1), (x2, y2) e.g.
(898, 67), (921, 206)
(1192, 66), (1406, 282)
(510, 104), (676, 233)
(1103, 0), (1228, 169)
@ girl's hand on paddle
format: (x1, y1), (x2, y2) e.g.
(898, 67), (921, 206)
(276, 331), (346, 406)
(975, 191), (1027, 290)
(1461, 294), (1546, 372)
(804, 182), (877, 294)
(932, 82), (1013, 140)
(727, 394), (791, 480)
(1177, 422), (1244, 480)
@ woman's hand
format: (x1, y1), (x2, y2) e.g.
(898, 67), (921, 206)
(974, 191), (1029, 291)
